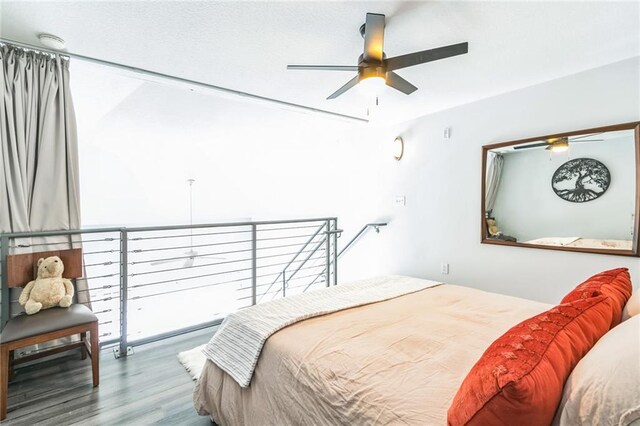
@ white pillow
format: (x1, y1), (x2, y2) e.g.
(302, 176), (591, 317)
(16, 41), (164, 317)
(622, 290), (640, 321)
(554, 315), (640, 426)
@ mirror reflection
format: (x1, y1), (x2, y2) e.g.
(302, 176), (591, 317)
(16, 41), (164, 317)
(484, 126), (637, 252)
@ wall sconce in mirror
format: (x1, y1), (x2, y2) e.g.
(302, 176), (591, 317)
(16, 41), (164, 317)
(481, 121), (640, 257)
(393, 137), (404, 161)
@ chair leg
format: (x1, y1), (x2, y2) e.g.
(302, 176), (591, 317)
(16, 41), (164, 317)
(80, 332), (87, 360)
(1, 344), (9, 420)
(8, 350), (15, 381)
(90, 322), (99, 387)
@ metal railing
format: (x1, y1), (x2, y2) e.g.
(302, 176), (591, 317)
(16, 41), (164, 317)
(339, 223), (388, 257)
(0, 217), (386, 358)
(0, 218), (336, 356)
(299, 223), (387, 294)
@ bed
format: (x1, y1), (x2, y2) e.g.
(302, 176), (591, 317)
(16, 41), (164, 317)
(193, 279), (552, 425)
(524, 237), (632, 250)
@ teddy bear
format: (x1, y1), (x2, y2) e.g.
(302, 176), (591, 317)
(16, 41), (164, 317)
(486, 218), (517, 242)
(486, 218), (501, 237)
(18, 256), (75, 315)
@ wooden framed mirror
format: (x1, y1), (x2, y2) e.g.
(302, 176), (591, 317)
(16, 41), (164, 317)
(481, 121), (640, 256)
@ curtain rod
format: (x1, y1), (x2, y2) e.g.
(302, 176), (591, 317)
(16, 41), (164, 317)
(0, 38), (369, 124)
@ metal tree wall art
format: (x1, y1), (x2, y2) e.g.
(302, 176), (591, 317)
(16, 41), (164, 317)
(551, 158), (610, 203)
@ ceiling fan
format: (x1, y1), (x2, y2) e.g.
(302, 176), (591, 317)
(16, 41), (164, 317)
(151, 179), (224, 268)
(513, 133), (604, 153)
(287, 13), (469, 99)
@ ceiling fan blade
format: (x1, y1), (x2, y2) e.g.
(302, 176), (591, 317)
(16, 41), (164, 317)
(363, 13), (385, 63)
(385, 42), (468, 71)
(568, 139), (603, 143)
(513, 142), (549, 150)
(327, 75), (359, 99)
(385, 72), (418, 95)
(287, 65), (359, 71)
(198, 255), (227, 260)
(570, 132), (603, 141)
(150, 259), (179, 266)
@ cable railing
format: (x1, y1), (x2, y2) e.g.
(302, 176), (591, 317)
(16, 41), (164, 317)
(0, 219), (336, 357)
(0, 218), (387, 359)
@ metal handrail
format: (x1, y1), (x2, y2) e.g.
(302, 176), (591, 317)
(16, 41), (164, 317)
(338, 223), (387, 257)
(280, 237), (327, 299)
(300, 222), (388, 293)
(277, 223), (343, 299)
(257, 222), (326, 303)
(0, 217), (338, 238)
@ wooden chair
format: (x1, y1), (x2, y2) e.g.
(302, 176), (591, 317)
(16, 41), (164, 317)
(0, 249), (99, 420)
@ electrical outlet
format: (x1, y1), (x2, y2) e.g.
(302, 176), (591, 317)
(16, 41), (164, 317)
(443, 127), (451, 140)
(441, 263), (449, 275)
(395, 196), (406, 207)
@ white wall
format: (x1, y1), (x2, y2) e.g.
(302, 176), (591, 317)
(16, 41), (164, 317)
(493, 136), (636, 241)
(366, 57), (640, 303)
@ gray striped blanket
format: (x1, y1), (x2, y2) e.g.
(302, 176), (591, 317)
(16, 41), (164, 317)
(202, 275), (441, 387)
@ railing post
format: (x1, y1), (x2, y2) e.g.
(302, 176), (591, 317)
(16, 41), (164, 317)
(1, 235), (9, 330)
(251, 224), (257, 305)
(117, 228), (130, 358)
(282, 271), (286, 298)
(325, 220), (331, 287)
(332, 219), (338, 286)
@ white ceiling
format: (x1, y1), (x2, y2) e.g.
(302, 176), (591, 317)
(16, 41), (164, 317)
(1, 1), (639, 124)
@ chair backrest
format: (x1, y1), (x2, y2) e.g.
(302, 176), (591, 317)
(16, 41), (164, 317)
(6, 248), (83, 288)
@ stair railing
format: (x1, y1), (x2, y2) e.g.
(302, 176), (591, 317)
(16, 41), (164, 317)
(294, 222), (388, 294)
(258, 221), (327, 302)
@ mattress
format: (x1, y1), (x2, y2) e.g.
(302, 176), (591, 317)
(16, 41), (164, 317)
(193, 283), (551, 425)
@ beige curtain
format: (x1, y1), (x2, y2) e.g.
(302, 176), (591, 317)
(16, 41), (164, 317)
(1, 44), (87, 348)
(1, 44), (81, 233)
(485, 152), (504, 216)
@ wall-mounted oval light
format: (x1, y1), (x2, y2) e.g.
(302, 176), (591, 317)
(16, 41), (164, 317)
(393, 137), (404, 161)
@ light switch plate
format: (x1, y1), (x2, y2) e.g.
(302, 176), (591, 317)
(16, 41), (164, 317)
(441, 263), (449, 274)
(395, 196), (406, 206)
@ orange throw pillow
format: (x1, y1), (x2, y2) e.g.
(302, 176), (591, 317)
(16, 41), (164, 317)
(447, 273), (632, 426)
(561, 268), (631, 326)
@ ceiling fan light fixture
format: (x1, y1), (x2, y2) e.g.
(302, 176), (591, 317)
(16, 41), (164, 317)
(287, 13), (468, 99)
(546, 138), (570, 153)
(359, 75), (386, 92)
(358, 67), (387, 93)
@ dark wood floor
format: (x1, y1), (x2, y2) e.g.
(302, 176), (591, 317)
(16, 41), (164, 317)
(4, 327), (217, 425)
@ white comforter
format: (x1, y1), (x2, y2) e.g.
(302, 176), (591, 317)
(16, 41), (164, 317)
(202, 275), (441, 387)
(194, 282), (552, 425)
